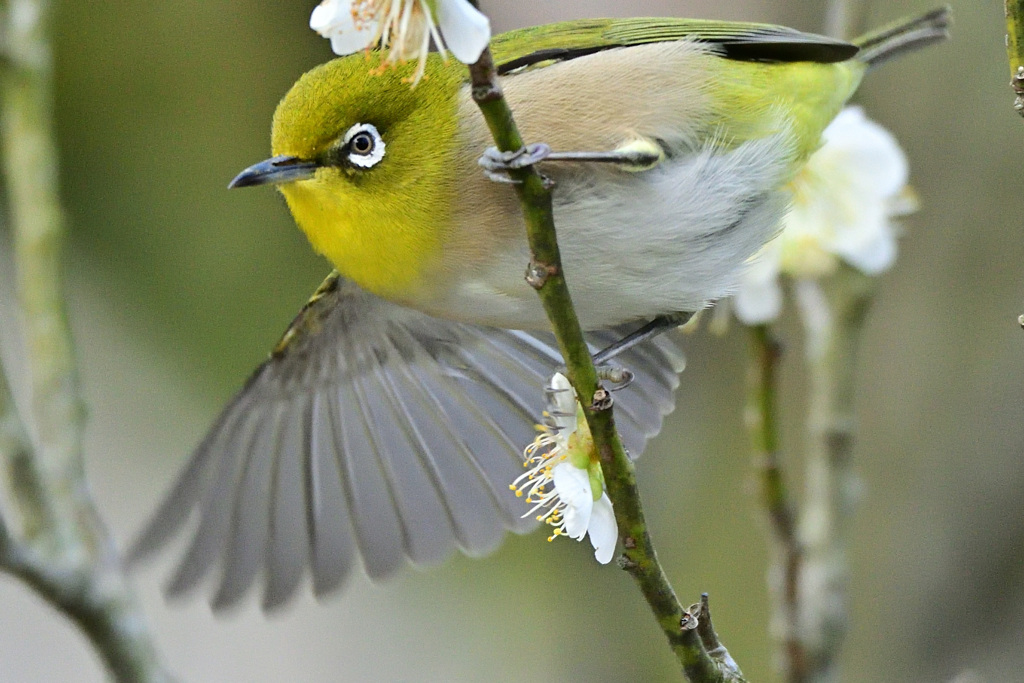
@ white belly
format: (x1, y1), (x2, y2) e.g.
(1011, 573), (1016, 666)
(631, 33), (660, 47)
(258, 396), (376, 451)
(436, 130), (797, 330)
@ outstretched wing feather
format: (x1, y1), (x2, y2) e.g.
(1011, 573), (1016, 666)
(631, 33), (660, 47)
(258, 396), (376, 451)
(306, 390), (357, 598)
(375, 354), (506, 555)
(164, 405), (264, 597)
(130, 273), (685, 608)
(210, 403), (277, 609)
(263, 392), (313, 610)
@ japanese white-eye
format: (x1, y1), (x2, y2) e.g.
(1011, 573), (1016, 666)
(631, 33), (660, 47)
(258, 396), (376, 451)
(130, 9), (950, 610)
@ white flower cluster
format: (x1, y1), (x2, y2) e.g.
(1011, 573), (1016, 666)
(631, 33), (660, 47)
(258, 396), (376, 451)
(310, 0), (491, 83)
(510, 374), (617, 564)
(734, 107), (917, 324)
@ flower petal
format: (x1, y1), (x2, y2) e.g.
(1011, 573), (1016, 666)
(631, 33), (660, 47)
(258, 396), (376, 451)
(435, 0), (491, 63)
(329, 29), (377, 55)
(552, 463), (592, 540)
(309, 0), (343, 32)
(310, 0), (377, 55)
(734, 278), (782, 325)
(733, 242), (784, 324)
(831, 219), (898, 275)
(731, 105), (912, 325)
(547, 373), (577, 436)
(588, 493), (618, 564)
(822, 106), (909, 201)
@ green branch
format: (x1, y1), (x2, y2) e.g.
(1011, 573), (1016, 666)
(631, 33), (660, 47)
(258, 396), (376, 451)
(746, 324), (806, 682)
(1005, 1), (1024, 114)
(464, 8), (742, 680)
(746, 271), (872, 683)
(793, 269), (874, 682)
(0, 0), (171, 679)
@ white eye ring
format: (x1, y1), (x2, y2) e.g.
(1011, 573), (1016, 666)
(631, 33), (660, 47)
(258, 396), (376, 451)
(343, 123), (385, 169)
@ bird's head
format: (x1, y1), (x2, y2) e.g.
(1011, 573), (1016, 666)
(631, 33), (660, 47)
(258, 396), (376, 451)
(230, 53), (465, 300)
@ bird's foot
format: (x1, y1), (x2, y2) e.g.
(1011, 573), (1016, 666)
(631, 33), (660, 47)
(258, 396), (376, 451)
(480, 139), (665, 183)
(596, 364), (635, 390)
(592, 312), (694, 367)
(550, 362), (634, 396)
(478, 143), (553, 182)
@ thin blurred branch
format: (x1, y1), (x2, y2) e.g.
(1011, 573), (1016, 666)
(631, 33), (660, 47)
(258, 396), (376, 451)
(747, 272), (872, 683)
(746, 324), (806, 681)
(824, 0), (867, 40)
(0, 367), (33, 547)
(793, 270), (874, 683)
(0, 0), (171, 679)
(465, 3), (741, 679)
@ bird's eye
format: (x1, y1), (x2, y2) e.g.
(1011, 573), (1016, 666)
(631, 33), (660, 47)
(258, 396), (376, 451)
(342, 123), (385, 169)
(350, 132), (374, 155)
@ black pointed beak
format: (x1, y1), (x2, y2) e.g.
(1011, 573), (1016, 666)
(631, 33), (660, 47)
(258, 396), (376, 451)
(228, 155), (319, 189)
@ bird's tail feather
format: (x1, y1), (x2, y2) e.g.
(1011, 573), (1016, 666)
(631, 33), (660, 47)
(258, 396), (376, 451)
(853, 6), (951, 69)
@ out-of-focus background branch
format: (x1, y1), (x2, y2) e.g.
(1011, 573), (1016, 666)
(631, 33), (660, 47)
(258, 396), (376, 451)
(0, 0), (1018, 681)
(0, 0), (169, 679)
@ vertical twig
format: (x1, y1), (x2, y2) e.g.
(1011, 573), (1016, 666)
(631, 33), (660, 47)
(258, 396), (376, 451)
(793, 271), (874, 682)
(0, 0), (171, 679)
(823, 0), (867, 42)
(749, 274), (871, 683)
(746, 324), (806, 681)
(463, 3), (741, 680)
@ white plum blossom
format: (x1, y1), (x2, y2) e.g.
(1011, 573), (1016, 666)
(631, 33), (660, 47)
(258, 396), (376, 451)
(509, 373), (618, 564)
(309, 0), (491, 84)
(733, 106), (918, 325)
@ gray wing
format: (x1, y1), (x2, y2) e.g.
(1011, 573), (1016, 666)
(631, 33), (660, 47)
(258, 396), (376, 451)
(128, 273), (684, 611)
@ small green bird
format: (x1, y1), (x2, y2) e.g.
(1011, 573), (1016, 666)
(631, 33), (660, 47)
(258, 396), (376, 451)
(130, 9), (950, 610)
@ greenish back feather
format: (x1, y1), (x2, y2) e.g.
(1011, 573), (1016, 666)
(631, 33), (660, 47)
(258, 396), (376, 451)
(490, 18), (859, 74)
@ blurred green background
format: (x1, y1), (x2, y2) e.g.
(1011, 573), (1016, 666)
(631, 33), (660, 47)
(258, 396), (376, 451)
(0, 0), (1020, 681)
